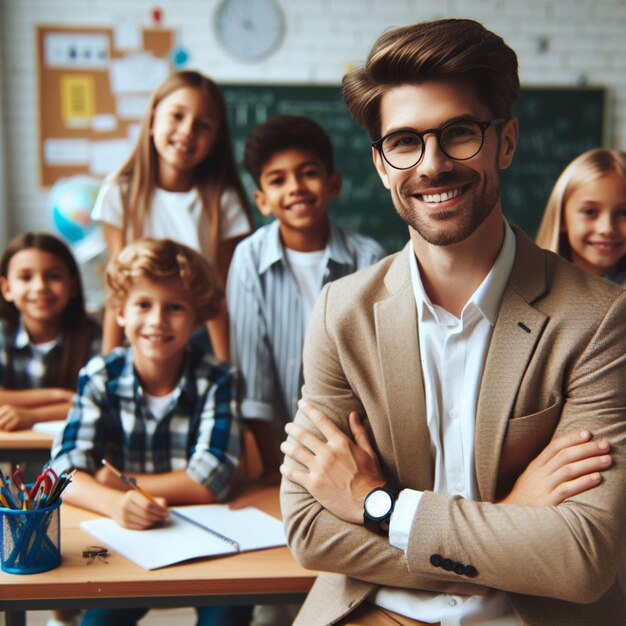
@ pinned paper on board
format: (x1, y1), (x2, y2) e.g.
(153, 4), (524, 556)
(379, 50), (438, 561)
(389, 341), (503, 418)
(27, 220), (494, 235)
(61, 75), (95, 128)
(114, 20), (142, 51)
(44, 32), (109, 69)
(110, 53), (169, 95)
(44, 139), (90, 166)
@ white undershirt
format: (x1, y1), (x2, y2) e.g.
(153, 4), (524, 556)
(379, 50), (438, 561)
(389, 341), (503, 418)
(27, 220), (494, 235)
(373, 222), (521, 626)
(29, 339), (57, 355)
(145, 389), (177, 421)
(285, 248), (326, 331)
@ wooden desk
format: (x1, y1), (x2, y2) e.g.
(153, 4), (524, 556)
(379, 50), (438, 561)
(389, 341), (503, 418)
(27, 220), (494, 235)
(0, 429), (54, 466)
(0, 485), (316, 626)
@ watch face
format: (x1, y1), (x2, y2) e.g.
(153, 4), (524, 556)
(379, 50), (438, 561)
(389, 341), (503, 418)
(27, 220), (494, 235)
(215, 0), (285, 61)
(364, 489), (393, 518)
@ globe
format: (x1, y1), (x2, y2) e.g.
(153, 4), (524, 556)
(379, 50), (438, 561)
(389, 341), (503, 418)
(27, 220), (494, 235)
(48, 175), (107, 314)
(49, 175), (101, 245)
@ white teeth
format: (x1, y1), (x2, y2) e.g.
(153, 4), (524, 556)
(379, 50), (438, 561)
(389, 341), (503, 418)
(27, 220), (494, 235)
(172, 142), (191, 153)
(421, 187), (463, 203)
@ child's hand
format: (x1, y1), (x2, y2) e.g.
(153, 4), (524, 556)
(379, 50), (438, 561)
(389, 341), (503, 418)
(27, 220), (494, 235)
(500, 430), (611, 506)
(114, 491), (169, 530)
(95, 464), (130, 490)
(0, 405), (33, 431)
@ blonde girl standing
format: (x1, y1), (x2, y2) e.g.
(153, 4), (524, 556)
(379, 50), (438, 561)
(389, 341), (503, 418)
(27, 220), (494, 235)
(536, 148), (626, 286)
(92, 70), (251, 358)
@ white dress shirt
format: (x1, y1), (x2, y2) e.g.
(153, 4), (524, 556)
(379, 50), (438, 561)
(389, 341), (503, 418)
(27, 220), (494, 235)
(373, 222), (522, 626)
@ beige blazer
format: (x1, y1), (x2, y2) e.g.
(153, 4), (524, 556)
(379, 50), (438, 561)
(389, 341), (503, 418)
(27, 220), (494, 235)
(281, 227), (626, 626)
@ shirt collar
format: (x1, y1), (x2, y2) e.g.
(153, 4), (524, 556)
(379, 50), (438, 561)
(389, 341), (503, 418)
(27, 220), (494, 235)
(117, 345), (191, 403)
(409, 220), (516, 326)
(258, 220), (354, 274)
(258, 220), (287, 274)
(14, 317), (61, 350)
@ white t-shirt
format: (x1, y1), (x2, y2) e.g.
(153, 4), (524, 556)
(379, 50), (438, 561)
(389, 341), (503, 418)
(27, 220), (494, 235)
(91, 181), (251, 259)
(284, 248), (326, 332)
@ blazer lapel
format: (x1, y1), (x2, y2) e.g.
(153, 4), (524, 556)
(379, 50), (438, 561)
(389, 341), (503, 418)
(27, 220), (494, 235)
(474, 228), (549, 501)
(375, 249), (434, 491)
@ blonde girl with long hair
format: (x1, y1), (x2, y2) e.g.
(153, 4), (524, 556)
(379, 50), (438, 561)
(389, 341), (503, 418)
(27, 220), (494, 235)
(92, 70), (251, 358)
(536, 148), (626, 286)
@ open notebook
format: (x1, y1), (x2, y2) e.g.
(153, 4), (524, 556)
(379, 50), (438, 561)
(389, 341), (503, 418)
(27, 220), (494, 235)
(32, 420), (66, 435)
(80, 504), (287, 570)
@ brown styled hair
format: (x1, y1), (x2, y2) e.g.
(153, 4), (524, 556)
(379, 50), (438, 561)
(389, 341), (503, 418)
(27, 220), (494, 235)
(0, 232), (99, 389)
(536, 148), (626, 259)
(110, 70), (251, 272)
(243, 115), (335, 186)
(106, 238), (223, 325)
(342, 18), (520, 139)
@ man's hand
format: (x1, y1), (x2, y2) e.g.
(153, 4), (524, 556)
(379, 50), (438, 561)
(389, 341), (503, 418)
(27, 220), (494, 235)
(113, 490), (169, 530)
(0, 405), (34, 431)
(501, 430), (612, 506)
(280, 400), (384, 524)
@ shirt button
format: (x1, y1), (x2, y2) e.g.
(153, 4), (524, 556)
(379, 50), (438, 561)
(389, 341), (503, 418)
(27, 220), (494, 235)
(448, 409), (457, 418)
(455, 482), (464, 492)
(448, 598), (458, 607)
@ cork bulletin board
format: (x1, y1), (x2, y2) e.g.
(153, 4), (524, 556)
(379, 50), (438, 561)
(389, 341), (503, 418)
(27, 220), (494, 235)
(37, 25), (174, 186)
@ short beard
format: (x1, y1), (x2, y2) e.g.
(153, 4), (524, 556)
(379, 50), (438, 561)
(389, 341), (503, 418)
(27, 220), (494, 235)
(394, 170), (500, 247)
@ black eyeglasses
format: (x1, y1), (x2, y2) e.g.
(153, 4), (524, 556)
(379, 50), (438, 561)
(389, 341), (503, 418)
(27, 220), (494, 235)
(372, 118), (506, 170)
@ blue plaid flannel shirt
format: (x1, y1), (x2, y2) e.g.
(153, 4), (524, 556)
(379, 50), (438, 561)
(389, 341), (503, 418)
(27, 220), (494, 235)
(51, 344), (241, 501)
(0, 318), (101, 389)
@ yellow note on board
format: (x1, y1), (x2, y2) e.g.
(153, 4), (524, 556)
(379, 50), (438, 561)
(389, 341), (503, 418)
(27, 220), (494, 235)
(61, 74), (95, 128)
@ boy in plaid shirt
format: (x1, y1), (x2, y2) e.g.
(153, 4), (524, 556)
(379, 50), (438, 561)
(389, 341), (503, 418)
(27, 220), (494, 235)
(52, 238), (247, 626)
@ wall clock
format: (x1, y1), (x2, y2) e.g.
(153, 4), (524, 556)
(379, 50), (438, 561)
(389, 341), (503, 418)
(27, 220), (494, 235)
(215, 0), (285, 61)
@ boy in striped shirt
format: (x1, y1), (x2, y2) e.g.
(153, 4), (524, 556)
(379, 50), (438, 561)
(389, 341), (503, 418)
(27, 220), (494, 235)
(227, 115), (385, 483)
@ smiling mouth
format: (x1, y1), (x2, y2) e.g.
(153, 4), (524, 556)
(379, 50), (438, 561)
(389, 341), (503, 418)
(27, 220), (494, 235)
(170, 141), (194, 155)
(286, 198), (314, 211)
(142, 334), (173, 343)
(417, 185), (469, 203)
(28, 298), (54, 307)
(588, 241), (623, 251)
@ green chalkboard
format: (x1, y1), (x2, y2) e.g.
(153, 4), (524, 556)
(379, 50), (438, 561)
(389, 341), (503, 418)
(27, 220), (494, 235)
(223, 85), (605, 253)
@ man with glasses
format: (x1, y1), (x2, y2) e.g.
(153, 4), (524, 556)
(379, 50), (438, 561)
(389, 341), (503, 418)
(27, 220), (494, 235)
(280, 18), (626, 626)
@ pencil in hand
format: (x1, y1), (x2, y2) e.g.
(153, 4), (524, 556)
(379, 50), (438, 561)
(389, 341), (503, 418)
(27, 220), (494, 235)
(101, 459), (159, 505)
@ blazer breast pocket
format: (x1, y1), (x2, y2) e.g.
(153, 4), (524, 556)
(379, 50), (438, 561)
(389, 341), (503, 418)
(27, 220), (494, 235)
(496, 399), (563, 499)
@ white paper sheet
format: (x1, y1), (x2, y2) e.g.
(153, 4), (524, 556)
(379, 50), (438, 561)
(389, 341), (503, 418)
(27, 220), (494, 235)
(44, 139), (90, 165)
(109, 53), (169, 95)
(32, 420), (66, 435)
(89, 138), (132, 176)
(80, 505), (286, 570)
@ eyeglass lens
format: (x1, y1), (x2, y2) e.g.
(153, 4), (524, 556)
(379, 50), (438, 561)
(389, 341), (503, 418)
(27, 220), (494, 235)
(380, 120), (487, 169)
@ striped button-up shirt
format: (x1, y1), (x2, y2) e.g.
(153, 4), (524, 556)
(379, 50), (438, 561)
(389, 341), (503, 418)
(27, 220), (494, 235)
(51, 344), (241, 501)
(227, 220), (385, 447)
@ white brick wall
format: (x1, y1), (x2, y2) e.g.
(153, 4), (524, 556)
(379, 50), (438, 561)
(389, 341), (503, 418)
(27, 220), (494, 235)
(1, 0), (625, 237)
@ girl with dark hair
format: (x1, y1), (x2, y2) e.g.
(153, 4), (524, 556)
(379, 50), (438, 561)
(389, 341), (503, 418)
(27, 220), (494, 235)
(0, 232), (100, 430)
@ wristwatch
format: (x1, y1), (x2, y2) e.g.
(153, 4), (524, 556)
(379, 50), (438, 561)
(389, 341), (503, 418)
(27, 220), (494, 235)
(363, 482), (402, 535)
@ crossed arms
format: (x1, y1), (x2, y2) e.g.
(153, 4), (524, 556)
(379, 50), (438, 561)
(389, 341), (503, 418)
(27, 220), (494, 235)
(279, 281), (626, 603)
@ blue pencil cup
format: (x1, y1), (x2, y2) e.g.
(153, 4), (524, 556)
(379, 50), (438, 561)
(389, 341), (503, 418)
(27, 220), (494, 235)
(0, 498), (61, 574)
